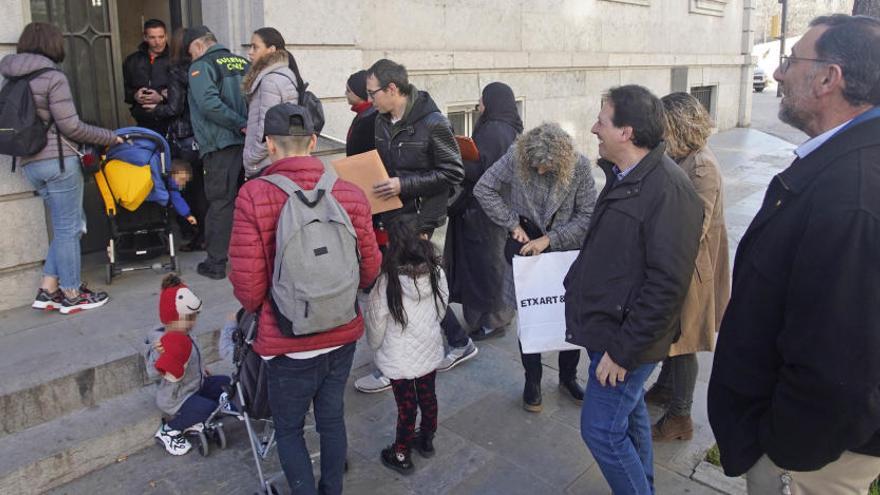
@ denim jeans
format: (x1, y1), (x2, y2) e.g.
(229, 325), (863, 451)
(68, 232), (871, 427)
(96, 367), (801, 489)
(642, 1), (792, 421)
(166, 375), (230, 431)
(581, 351), (657, 495)
(22, 156), (86, 291)
(266, 343), (356, 495)
(441, 310), (470, 348)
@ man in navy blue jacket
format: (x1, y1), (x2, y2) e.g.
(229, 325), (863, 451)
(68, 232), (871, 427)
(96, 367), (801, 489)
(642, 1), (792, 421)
(708, 15), (880, 493)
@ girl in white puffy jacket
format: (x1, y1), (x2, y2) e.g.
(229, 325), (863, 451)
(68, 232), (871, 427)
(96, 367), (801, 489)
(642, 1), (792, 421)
(363, 222), (447, 475)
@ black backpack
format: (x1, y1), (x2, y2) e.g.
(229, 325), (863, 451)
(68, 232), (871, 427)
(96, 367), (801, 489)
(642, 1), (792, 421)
(0, 67), (62, 171)
(288, 56), (325, 135)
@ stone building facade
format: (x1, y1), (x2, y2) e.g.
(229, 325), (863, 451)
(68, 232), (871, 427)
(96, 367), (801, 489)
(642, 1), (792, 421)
(0, 0), (755, 311)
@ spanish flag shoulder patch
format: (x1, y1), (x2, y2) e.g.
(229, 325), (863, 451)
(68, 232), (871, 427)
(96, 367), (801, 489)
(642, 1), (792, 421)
(190, 70), (200, 77)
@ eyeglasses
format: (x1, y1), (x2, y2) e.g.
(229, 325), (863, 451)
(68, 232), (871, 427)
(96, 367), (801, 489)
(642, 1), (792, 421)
(779, 55), (833, 74)
(366, 85), (387, 99)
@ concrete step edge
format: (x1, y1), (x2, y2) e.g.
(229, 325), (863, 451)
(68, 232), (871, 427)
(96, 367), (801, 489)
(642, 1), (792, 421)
(0, 327), (221, 439)
(0, 386), (162, 495)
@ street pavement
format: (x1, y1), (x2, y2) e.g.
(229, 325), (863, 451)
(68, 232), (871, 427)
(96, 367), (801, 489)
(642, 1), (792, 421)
(749, 87), (808, 146)
(48, 96), (801, 495)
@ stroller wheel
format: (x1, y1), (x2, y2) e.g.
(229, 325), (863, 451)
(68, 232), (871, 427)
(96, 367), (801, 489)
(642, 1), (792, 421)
(196, 430), (210, 457)
(105, 264), (113, 285)
(213, 424), (227, 449)
(264, 482), (281, 495)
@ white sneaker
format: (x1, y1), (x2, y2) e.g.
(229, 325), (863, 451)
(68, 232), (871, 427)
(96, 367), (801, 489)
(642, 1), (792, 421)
(354, 369), (391, 393)
(219, 391), (235, 413)
(155, 423), (192, 456)
(437, 339), (479, 372)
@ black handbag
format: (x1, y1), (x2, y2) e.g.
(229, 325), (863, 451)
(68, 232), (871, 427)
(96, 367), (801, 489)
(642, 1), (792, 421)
(504, 215), (546, 264)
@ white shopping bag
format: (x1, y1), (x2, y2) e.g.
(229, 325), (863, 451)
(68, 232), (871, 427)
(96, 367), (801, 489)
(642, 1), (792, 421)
(513, 250), (582, 354)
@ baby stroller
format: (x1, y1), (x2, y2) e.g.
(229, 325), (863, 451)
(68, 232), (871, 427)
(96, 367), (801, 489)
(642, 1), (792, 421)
(229, 311), (286, 494)
(229, 312), (346, 493)
(95, 127), (179, 283)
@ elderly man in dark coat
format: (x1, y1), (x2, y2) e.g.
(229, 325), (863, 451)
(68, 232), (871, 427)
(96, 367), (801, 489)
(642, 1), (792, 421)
(708, 15), (880, 494)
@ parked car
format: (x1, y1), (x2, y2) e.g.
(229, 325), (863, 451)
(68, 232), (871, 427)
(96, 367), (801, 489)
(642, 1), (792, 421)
(753, 66), (767, 92)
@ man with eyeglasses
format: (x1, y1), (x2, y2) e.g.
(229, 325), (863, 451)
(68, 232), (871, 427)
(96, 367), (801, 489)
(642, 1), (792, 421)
(708, 14), (880, 494)
(354, 58), (477, 394)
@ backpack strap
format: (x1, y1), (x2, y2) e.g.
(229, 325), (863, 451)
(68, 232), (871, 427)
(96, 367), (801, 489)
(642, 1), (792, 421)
(27, 68), (64, 173)
(258, 171), (338, 209)
(7, 67), (59, 83)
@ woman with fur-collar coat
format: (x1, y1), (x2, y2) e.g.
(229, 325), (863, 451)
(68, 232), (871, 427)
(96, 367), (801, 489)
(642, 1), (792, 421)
(242, 40), (299, 177)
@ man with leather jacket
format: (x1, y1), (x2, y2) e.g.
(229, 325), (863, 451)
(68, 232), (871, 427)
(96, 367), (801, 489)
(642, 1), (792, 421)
(368, 58), (463, 235)
(354, 59), (476, 394)
(122, 19), (172, 135)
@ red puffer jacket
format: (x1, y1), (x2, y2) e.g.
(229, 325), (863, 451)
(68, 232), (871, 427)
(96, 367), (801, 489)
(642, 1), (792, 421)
(229, 156), (382, 356)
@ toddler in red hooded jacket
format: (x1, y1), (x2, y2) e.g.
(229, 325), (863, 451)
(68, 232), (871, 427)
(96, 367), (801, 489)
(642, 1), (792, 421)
(145, 273), (231, 455)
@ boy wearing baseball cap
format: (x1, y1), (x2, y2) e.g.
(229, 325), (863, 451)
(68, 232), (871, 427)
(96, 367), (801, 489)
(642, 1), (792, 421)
(146, 273), (231, 455)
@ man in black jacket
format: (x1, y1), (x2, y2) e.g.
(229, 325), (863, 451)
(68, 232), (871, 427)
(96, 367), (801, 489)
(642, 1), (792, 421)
(708, 15), (880, 493)
(354, 59), (475, 394)
(564, 85), (702, 493)
(122, 19), (171, 134)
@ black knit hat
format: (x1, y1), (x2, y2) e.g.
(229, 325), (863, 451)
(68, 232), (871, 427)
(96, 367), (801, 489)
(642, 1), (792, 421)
(346, 70), (369, 101)
(182, 25), (211, 52)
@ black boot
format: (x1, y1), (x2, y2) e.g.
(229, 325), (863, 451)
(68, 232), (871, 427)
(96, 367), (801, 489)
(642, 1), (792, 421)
(559, 377), (584, 404)
(381, 444), (414, 475)
(523, 380), (542, 413)
(412, 429), (435, 458)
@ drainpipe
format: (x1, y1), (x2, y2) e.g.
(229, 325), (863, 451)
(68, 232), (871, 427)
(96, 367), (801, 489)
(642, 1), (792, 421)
(777, 0), (788, 97)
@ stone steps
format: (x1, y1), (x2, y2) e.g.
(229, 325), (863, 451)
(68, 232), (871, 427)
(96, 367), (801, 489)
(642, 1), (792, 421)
(0, 386), (161, 495)
(0, 323), (223, 439)
(0, 252), (239, 492)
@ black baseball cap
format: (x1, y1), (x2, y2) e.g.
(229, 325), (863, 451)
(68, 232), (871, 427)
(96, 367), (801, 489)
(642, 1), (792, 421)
(182, 25), (211, 51)
(262, 103), (316, 141)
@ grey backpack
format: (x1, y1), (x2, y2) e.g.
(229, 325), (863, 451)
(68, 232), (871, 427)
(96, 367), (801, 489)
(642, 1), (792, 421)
(258, 172), (360, 337)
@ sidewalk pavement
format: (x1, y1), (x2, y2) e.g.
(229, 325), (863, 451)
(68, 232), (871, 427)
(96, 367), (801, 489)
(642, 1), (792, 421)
(37, 127), (797, 495)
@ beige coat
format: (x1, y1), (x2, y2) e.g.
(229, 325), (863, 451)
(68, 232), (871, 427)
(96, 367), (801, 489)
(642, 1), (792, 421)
(669, 147), (731, 356)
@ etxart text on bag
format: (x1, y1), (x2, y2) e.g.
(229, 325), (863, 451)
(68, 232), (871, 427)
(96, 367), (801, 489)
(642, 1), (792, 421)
(520, 295), (565, 308)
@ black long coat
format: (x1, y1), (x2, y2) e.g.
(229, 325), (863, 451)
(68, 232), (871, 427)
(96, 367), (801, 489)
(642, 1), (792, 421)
(707, 112), (880, 476)
(445, 118), (519, 311)
(346, 106), (377, 156)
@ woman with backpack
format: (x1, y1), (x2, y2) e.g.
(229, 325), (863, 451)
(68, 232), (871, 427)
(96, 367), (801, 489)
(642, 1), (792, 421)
(242, 27), (301, 178)
(0, 22), (121, 314)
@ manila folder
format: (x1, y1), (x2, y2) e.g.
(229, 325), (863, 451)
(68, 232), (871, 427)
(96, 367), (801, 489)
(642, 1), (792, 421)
(331, 150), (403, 214)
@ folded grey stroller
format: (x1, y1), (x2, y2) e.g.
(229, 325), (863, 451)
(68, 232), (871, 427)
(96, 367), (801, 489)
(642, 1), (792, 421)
(230, 311), (286, 494)
(231, 312), (344, 493)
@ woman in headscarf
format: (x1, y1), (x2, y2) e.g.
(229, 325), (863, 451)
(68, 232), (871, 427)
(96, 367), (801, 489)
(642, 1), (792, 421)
(445, 82), (523, 342)
(646, 92), (730, 442)
(474, 122), (597, 412)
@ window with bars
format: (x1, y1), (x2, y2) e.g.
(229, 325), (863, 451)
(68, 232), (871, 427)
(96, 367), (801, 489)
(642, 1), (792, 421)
(690, 86), (716, 116)
(447, 100), (524, 136)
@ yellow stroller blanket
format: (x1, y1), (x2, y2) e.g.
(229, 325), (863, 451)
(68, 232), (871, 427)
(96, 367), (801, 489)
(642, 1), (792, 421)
(95, 159), (154, 215)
